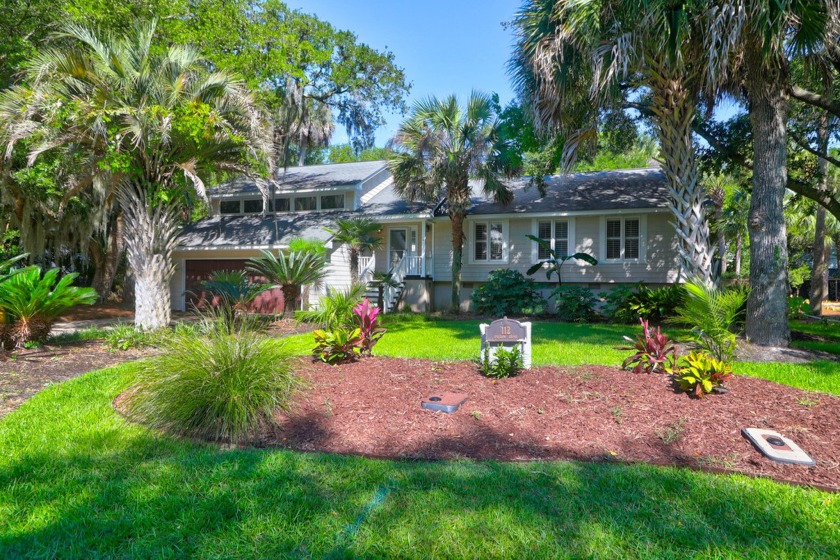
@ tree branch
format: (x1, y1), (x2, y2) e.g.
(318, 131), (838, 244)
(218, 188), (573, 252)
(789, 85), (840, 119)
(789, 130), (840, 168)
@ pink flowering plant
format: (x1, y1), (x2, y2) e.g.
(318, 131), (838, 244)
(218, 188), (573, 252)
(353, 298), (387, 356)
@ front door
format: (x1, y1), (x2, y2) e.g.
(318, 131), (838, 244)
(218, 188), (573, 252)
(389, 228), (407, 270)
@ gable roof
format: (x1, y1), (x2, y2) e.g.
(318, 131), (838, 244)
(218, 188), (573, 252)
(209, 160), (389, 197)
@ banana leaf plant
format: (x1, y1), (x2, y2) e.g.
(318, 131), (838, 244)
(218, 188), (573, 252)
(525, 235), (598, 286)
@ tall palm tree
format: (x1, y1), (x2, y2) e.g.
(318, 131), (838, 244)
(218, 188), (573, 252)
(324, 217), (383, 283)
(246, 250), (328, 316)
(510, 0), (716, 284)
(0, 22), (271, 330)
(389, 92), (518, 310)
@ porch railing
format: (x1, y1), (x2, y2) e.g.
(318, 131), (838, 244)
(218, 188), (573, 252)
(358, 255), (375, 284)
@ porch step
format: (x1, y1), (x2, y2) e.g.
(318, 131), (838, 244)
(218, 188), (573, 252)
(363, 282), (404, 313)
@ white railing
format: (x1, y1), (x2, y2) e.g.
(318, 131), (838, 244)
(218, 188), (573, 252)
(358, 255), (375, 284)
(382, 254), (407, 310)
(404, 255), (424, 276)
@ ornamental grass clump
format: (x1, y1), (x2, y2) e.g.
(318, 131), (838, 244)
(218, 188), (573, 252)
(124, 320), (301, 444)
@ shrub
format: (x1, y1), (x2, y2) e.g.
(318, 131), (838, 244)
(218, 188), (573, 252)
(471, 269), (546, 316)
(788, 296), (811, 319)
(296, 283), (365, 329)
(313, 326), (362, 364)
(602, 283), (684, 323)
(197, 270), (268, 329)
(481, 344), (523, 379)
(124, 321), (301, 443)
(0, 266), (96, 347)
(353, 297), (386, 356)
(621, 318), (677, 374)
(672, 279), (749, 362)
(105, 322), (160, 351)
(552, 285), (599, 322)
(672, 351), (733, 398)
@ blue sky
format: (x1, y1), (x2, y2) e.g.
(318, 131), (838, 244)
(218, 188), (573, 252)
(285, 0), (521, 147)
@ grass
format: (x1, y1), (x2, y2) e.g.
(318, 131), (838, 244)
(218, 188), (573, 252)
(47, 326), (109, 345)
(1, 365), (838, 558)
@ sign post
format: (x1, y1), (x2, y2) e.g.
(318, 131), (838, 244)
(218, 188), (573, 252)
(479, 317), (532, 369)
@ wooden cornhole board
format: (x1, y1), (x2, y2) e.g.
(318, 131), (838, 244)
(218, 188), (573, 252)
(741, 428), (816, 466)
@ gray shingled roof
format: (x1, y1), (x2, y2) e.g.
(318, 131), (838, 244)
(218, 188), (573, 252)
(210, 160), (389, 196)
(468, 168), (670, 215)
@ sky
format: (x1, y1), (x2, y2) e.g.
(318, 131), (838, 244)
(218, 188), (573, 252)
(285, 0), (522, 147)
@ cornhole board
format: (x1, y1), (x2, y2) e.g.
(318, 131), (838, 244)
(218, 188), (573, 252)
(741, 428), (816, 466)
(422, 392), (467, 413)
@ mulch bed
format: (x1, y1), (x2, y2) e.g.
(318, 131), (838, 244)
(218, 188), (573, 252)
(267, 357), (840, 491)
(0, 342), (146, 418)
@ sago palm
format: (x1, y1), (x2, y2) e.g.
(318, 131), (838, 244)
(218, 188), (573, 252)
(246, 250), (328, 316)
(324, 217), (383, 283)
(389, 92), (518, 310)
(0, 22), (272, 330)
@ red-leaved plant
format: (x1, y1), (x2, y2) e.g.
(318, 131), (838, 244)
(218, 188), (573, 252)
(353, 298), (386, 356)
(622, 318), (677, 374)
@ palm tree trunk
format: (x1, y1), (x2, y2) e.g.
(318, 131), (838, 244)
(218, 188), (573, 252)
(91, 211), (124, 300)
(450, 211), (465, 312)
(811, 113), (830, 316)
(734, 233), (742, 276)
(281, 285), (299, 316)
(349, 247), (360, 284)
(118, 183), (180, 331)
(744, 46), (790, 346)
(717, 209), (727, 276)
(648, 65), (714, 283)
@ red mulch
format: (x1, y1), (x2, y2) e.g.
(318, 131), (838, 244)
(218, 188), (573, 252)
(266, 357), (840, 491)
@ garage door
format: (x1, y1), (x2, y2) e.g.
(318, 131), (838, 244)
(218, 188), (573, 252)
(184, 259), (290, 314)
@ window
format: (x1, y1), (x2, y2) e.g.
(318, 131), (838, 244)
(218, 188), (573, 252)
(243, 199), (263, 214)
(220, 200), (240, 214)
(320, 194), (345, 210)
(275, 198), (290, 212)
(474, 221), (505, 262)
(535, 220), (569, 259)
(294, 196), (317, 211)
(604, 217), (643, 261)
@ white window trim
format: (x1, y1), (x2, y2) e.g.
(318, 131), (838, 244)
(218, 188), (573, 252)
(468, 219), (509, 264)
(217, 191), (349, 215)
(531, 218), (576, 264)
(599, 215), (647, 263)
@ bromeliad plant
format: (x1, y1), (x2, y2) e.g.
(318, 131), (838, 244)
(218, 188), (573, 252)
(672, 351), (733, 398)
(312, 326), (362, 364)
(621, 318), (677, 374)
(353, 298), (386, 356)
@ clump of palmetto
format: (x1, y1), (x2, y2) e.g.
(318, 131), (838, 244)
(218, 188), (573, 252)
(0, 263), (96, 348)
(124, 312), (301, 444)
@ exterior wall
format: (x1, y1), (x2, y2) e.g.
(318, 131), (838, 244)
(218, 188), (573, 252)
(430, 211), (680, 311)
(399, 277), (434, 312)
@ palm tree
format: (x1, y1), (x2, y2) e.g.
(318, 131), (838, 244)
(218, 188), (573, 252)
(0, 22), (271, 330)
(510, 0), (716, 284)
(389, 92), (518, 310)
(246, 250), (328, 316)
(324, 217), (383, 283)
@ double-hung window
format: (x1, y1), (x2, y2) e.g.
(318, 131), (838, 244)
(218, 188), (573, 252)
(535, 220), (570, 259)
(474, 221), (505, 262)
(604, 216), (642, 261)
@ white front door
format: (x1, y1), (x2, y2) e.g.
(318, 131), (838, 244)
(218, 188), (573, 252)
(388, 227), (417, 271)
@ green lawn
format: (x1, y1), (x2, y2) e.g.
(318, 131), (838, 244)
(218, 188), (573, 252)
(790, 320), (840, 358)
(1, 315), (839, 558)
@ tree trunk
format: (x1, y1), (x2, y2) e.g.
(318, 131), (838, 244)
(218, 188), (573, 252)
(298, 133), (307, 167)
(349, 247), (360, 284)
(91, 211), (125, 300)
(744, 46), (790, 346)
(717, 209), (727, 276)
(118, 183), (180, 331)
(734, 233), (742, 276)
(649, 65), (715, 283)
(450, 211), (465, 312)
(281, 284), (299, 316)
(810, 112), (830, 316)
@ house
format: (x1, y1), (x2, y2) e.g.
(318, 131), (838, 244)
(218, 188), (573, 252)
(171, 161), (680, 312)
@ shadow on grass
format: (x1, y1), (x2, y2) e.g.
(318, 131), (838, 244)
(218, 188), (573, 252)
(1, 369), (837, 558)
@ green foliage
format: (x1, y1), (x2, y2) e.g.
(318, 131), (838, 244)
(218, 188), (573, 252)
(470, 269), (546, 316)
(313, 326), (362, 364)
(602, 283), (686, 324)
(552, 285), (599, 322)
(788, 296), (812, 319)
(246, 249), (328, 314)
(124, 320), (301, 443)
(526, 235), (598, 285)
(0, 266), (96, 346)
(622, 319), (678, 374)
(672, 280), (750, 362)
(198, 270), (269, 330)
(788, 264), (811, 290)
(288, 237), (327, 257)
(672, 351), (734, 398)
(296, 284), (365, 330)
(328, 144), (392, 163)
(481, 344), (524, 379)
(105, 323), (161, 351)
